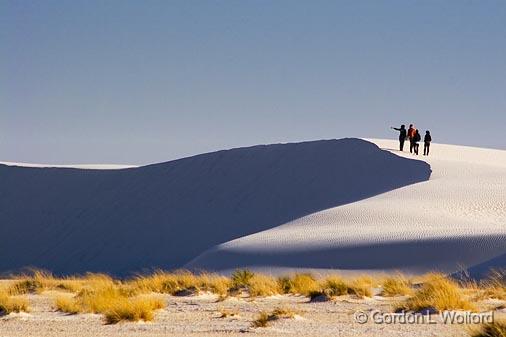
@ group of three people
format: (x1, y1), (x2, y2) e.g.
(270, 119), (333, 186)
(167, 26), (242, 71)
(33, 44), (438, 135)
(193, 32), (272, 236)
(391, 124), (432, 155)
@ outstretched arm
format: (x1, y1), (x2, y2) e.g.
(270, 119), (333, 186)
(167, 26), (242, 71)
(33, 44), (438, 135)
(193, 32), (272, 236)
(391, 127), (401, 131)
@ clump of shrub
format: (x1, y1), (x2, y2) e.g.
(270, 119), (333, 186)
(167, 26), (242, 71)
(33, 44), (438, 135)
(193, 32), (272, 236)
(397, 273), (475, 312)
(103, 297), (165, 324)
(290, 274), (319, 296)
(278, 276), (294, 294)
(470, 319), (506, 337)
(320, 276), (348, 297)
(218, 308), (239, 318)
(228, 270), (280, 297)
(348, 276), (373, 297)
(311, 275), (373, 299)
(480, 270), (506, 300)
(8, 270), (97, 295)
(252, 307), (297, 328)
(130, 270), (230, 297)
(54, 279), (164, 323)
(231, 269), (255, 288)
(248, 274), (281, 297)
(381, 275), (413, 297)
(55, 296), (80, 314)
(0, 289), (29, 315)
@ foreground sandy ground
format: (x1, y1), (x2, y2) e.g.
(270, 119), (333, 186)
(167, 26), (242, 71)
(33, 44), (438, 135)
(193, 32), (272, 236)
(2, 288), (505, 337)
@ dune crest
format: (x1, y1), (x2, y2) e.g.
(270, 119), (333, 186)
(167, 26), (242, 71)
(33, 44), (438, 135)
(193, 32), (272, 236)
(186, 139), (506, 277)
(0, 138), (430, 275)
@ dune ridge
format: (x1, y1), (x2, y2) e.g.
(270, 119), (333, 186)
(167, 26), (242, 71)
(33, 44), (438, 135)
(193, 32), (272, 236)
(186, 139), (506, 277)
(0, 138), (430, 275)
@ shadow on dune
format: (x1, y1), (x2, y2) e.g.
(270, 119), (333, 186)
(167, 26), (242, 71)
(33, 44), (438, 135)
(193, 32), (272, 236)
(0, 138), (431, 275)
(186, 235), (506, 276)
(466, 252), (506, 278)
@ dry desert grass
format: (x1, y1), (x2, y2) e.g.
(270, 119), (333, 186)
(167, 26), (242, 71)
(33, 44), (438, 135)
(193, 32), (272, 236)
(3, 268), (505, 326)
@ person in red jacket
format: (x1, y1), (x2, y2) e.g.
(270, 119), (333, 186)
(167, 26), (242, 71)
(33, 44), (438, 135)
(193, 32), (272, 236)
(407, 124), (416, 153)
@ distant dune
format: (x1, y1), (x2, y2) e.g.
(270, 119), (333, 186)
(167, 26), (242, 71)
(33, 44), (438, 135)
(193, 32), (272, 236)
(0, 138), (431, 276)
(187, 139), (506, 278)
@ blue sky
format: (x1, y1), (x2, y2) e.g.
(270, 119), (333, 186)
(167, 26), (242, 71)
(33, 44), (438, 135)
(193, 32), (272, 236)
(2, 0), (505, 164)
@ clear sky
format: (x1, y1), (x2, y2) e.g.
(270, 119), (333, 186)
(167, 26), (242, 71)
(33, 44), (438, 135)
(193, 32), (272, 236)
(2, 0), (505, 164)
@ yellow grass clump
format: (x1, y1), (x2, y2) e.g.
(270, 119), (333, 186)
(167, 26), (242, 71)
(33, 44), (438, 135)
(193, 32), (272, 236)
(129, 270), (230, 297)
(480, 270), (506, 300)
(55, 295), (81, 314)
(470, 319), (506, 337)
(8, 270), (94, 295)
(381, 275), (413, 297)
(103, 297), (165, 324)
(252, 307), (297, 327)
(348, 276), (373, 298)
(218, 308), (239, 318)
(54, 277), (165, 323)
(231, 269), (254, 288)
(0, 289), (29, 315)
(398, 273), (475, 312)
(320, 276), (348, 297)
(247, 274), (281, 297)
(290, 274), (319, 296)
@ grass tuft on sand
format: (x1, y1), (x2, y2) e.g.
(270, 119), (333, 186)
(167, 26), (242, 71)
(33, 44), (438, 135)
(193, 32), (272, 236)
(252, 307), (297, 328)
(0, 289), (29, 315)
(129, 270), (230, 297)
(470, 319), (506, 337)
(381, 275), (413, 297)
(398, 273), (475, 312)
(54, 279), (165, 323)
(289, 274), (319, 296)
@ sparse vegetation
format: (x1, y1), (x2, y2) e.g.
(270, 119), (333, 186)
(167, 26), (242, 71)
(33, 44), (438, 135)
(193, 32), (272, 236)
(103, 297), (165, 324)
(248, 274), (281, 297)
(2, 268), (501, 328)
(320, 276), (348, 297)
(480, 270), (506, 300)
(381, 275), (413, 297)
(0, 289), (29, 315)
(252, 307), (297, 328)
(470, 319), (506, 337)
(231, 269), (255, 288)
(130, 270), (231, 297)
(53, 276), (165, 323)
(290, 273), (319, 296)
(348, 276), (373, 297)
(218, 308), (239, 318)
(397, 273), (475, 312)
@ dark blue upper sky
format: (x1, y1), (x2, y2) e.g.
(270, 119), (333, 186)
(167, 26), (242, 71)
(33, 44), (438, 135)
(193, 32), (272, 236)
(2, 0), (505, 164)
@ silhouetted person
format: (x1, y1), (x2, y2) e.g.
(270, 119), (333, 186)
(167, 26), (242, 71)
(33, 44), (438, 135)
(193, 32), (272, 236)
(391, 125), (407, 151)
(408, 124), (416, 153)
(424, 130), (432, 155)
(413, 129), (421, 155)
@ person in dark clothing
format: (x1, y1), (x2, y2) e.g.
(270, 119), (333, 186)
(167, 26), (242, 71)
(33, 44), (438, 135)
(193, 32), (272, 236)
(413, 129), (421, 155)
(407, 124), (416, 153)
(391, 125), (407, 151)
(424, 130), (432, 155)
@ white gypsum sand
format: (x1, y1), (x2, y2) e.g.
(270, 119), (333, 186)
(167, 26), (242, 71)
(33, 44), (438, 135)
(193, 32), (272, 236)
(0, 161), (136, 170)
(186, 139), (506, 276)
(0, 138), (431, 275)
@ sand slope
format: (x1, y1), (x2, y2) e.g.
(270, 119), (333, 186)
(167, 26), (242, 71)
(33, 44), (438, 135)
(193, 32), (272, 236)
(187, 139), (506, 277)
(0, 139), (430, 275)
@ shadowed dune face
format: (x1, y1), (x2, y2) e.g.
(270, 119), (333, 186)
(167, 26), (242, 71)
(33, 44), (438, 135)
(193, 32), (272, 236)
(0, 138), (431, 275)
(185, 236), (506, 274)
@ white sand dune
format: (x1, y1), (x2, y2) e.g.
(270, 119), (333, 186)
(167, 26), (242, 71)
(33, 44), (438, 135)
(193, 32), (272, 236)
(0, 161), (136, 170)
(0, 139), (430, 276)
(186, 139), (506, 277)
(1, 138), (504, 277)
